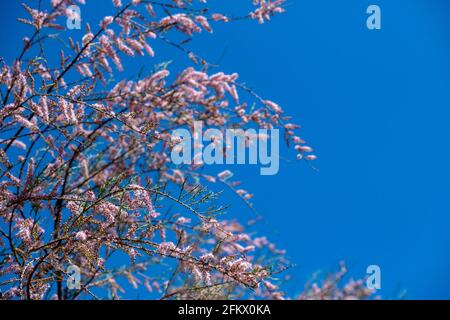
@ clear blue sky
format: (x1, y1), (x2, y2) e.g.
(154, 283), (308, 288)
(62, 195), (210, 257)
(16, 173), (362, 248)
(1, 0), (450, 299)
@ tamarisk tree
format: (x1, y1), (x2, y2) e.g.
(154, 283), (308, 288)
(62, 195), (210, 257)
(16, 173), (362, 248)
(0, 0), (371, 300)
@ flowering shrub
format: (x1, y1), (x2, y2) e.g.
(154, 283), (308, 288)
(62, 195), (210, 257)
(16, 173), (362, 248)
(0, 0), (368, 300)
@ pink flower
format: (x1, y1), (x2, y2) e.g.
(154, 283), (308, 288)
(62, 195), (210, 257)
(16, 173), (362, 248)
(157, 242), (176, 255)
(176, 217), (191, 224)
(40, 96), (50, 123)
(212, 13), (229, 22)
(10, 140), (27, 150)
(101, 16), (114, 28)
(195, 16), (212, 33)
(14, 115), (37, 131)
(250, 0), (286, 24)
(217, 170), (233, 181)
(264, 100), (283, 113)
(295, 145), (313, 153)
(75, 231), (88, 241)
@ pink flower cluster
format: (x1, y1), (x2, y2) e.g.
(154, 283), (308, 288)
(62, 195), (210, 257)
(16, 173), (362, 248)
(250, 0), (286, 24)
(0, 0), (341, 302)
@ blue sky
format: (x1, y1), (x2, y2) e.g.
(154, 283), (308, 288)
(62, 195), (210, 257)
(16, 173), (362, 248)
(1, 0), (450, 299)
